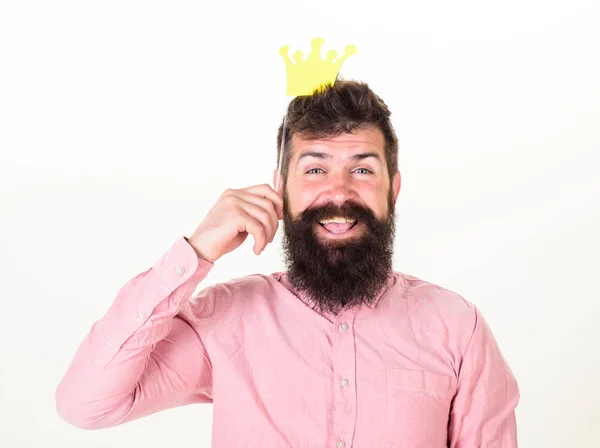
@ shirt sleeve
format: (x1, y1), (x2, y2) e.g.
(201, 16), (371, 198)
(55, 236), (216, 430)
(448, 306), (520, 447)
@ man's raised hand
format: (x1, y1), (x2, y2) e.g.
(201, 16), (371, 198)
(187, 184), (284, 263)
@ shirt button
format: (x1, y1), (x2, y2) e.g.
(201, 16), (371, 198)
(336, 439), (346, 448)
(340, 377), (349, 388)
(136, 312), (146, 321)
(175, 265), (185, 276)
(338, 321), (348, 331)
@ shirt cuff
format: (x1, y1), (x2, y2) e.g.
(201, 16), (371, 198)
(151, 236), (213, 291)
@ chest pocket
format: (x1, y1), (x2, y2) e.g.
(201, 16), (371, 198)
(382, 369), (456, 448)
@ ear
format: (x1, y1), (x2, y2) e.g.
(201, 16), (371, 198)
(272, 169), (284, 196)
(392, 171), (401, 203)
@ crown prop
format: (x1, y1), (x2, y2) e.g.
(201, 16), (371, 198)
(279, 37), (356, 97)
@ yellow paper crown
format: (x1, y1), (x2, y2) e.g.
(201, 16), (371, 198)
(279, 37), (356, 97)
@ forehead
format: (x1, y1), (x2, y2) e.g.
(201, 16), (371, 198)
(290, 127), (385, 160)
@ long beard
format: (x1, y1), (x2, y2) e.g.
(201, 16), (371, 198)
(281, 197), (396, 315)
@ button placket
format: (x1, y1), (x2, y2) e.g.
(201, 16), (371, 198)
(331, 309), (358, 448)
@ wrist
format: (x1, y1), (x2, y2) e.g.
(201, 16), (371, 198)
(184, 236), (215, 263)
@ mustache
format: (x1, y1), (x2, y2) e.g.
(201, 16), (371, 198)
(294, 200), (380, 225)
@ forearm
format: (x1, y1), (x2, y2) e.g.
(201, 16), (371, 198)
(55, 237), (213, 429)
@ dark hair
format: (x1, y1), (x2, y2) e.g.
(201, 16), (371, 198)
(276, 79), (399, 185)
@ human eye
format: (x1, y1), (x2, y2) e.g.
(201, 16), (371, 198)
(354, 168), (372, 174)
(306, 168), (325, 174)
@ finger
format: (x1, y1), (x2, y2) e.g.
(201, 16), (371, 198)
(239, 200), (275, 248)
(236, 191), (279, 242)
(244, 184), (284, 220)
(236, 209), (268, 255)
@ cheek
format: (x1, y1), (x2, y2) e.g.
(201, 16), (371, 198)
(360, 183), (390, 218)
(286, 184), (320, 215)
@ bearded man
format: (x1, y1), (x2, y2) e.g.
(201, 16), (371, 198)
(56, 80), (520, 447)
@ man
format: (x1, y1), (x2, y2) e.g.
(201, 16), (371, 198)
(56, 80), (519, 447)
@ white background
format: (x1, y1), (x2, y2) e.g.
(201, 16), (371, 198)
(1, 0), (599, 446)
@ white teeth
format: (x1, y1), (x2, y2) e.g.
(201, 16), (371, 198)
(319, 216), (357, 224)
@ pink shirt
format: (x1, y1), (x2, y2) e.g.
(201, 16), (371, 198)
(55, 237), (519, 447)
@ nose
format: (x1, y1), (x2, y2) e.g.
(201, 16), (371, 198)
(324, 172), (355, 205)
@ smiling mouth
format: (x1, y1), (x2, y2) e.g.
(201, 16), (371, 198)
(318, 217), (359, 234)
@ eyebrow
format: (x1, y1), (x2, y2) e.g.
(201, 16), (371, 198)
(296, 151), (382, 165)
